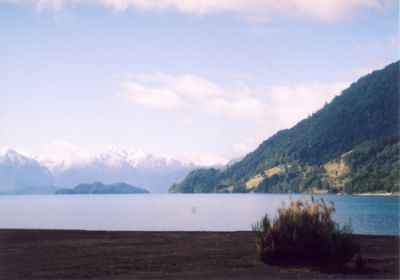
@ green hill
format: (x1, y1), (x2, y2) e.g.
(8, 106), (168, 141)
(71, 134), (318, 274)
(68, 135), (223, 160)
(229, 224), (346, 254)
(56, 182), (149, 194)
(170, 62), (400, 194)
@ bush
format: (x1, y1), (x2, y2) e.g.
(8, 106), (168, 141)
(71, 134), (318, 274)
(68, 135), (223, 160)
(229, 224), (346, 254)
(252, 197), (363, 270)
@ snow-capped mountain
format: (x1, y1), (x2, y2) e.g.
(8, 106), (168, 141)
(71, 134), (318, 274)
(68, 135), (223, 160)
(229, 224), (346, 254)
(0, 149), (30, 165)
(0, 149), (196, 194)
(0, 150), (55, 194)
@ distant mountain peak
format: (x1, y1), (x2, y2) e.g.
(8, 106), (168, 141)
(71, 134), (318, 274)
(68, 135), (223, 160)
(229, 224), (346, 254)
(0, 149), (31, 165)
(36, 147), (194, 171)
(95, 148), (129, 168)
(0, 147), (198, 194)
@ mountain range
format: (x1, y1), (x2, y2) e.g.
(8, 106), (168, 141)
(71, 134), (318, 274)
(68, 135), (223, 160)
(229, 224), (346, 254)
(170, 61), (400, 194)
(0, 149), (196, 194)
(3, 62), (398, 195)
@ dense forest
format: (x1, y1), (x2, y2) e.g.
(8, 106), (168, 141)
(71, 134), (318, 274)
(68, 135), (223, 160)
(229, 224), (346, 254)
(170, 61), (399, 194)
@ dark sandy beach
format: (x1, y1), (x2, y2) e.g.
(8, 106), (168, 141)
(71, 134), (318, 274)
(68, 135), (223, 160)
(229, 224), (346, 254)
(0, 230), (398, 279)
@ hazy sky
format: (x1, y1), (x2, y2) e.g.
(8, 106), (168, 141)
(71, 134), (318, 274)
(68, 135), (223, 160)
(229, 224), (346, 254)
(0, 0), (398, 165)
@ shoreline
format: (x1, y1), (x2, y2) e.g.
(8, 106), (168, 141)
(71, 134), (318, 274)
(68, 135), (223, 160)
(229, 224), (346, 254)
(1, 228), (399, 236)
(0, 229), (398, 279)
(352, 192), (400, 196)
(1, 192), (400, 196)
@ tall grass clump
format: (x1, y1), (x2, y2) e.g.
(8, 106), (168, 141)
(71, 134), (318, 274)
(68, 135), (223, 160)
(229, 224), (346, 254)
(252, 197), (363, 270)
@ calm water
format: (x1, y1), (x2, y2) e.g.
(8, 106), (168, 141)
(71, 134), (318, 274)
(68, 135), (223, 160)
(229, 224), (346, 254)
(0, 194), (398, 235)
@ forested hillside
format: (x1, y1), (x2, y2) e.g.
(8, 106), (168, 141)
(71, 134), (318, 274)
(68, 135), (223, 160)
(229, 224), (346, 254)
(170, 62), (399, 194)
(56, 182), (149, 194)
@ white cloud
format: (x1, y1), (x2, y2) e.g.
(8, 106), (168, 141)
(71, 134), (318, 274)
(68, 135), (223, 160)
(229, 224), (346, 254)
(117, 73), (271, 120)
(141, 73), (224, 98)
(2, 0), (389, 21)
(205, 95), (267, 119)
(118, 72), (350, 159)
(118, 73), (348, 124)
(230, 132), (268, 157)
(223, 81), (350, 158)
(264, 81), (349, 129)
(119, 81), (183, 111)
(177, 152), (229, 166)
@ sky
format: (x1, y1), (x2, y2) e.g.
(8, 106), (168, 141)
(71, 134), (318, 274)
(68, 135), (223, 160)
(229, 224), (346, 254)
(0, 0), (399, 165)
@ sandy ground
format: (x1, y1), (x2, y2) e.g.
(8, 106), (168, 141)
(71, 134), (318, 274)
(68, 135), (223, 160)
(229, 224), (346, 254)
(0, 230), (398, 279)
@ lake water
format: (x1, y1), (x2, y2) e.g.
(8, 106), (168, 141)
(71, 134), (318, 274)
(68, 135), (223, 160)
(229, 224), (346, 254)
(0, 194), (398, 235)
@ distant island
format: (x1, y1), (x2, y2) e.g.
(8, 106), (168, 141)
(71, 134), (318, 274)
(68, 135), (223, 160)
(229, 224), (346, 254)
(55, 182), (149, 194)
(170, 62), (400, 194)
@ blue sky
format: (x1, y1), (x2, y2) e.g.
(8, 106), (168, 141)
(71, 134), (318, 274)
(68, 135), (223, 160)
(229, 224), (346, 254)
(0, 0), (398, 165)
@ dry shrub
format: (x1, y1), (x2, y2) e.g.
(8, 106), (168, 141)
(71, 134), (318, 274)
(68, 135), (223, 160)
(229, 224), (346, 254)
(252, 197), (363, 270)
